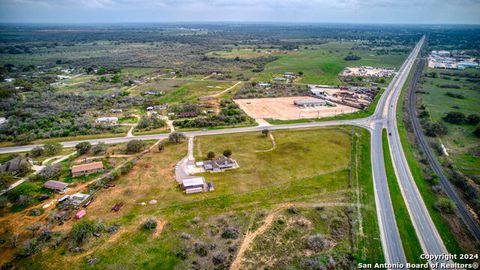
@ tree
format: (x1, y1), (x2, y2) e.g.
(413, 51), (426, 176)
(30, 146), (44, 158)
(466, 114), (480, 125)
(142, 217), (157, 231)
(92, 142), (107, 155)
(223, 149), (232, 158)
(0, 172), (15, 190)
(443, 111), (466, 124)
(96, 67), (107, 75)
(474, 126), (480, 138)
(207, 151), (215, 160)
(44, 142), (62, 156)
(126, 140), (145, 153)
(70, 219), (103, 244)
(18, 238), (38, 258)
(75, 142), (92, 155)
(158, 143), (165, 152)
(262, 128), (270, 137)
(306, 234), (327, 252)
(26, 223), (41, 237)
(168, 132), (186, 144)
(424, 122), (448, 137)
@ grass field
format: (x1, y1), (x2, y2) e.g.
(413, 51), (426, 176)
(382, 129), (424, 263)
(132, 80), (236, 104)
(13, 127), (382, 269)
(253, 42), (408, 85)
(207, 48), (291, 59)
(419, 68), (480, 181)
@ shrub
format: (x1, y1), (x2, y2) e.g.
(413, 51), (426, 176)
(168, 132), (186, 144)
(262, 128), (270, 136)
(445, 92), (464, 99)
(126, 140), (145, 153)
(344, 54), (361, 61)
(223, 149), (232, 157)
(70, 219), (104, 244)
(474, 126), (480, 138)
(221, 227), (239, 239)
(207, 151), (215, 160)
(306, 234), (327, 252)
(434, 198), (455, 214)
(44, 142), (62, 156)
(443, 111), (466, 124)
(18, 238), (38, 257)
(194, 242), (208, 257)
(466, 114), (480, 125)
(30, 146), (44, 158)
(75, 142), (92, 155)
(423, 122), (448, 137)
(142, 217), (157, 231)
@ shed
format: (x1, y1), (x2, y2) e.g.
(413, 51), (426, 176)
(182, 177), (206, 193)
(71, 162), (104, 177)
(75, 210), (86, 219)
(44, 180), (68, 193)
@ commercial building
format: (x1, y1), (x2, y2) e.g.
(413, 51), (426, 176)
(294, 99), (327, 108)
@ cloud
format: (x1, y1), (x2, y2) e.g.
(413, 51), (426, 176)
(0, 0), (479, 23)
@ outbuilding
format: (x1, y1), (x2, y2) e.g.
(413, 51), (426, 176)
(44, 180), (68, 193)
(181, 177), (206, 194)
(71, 162), (104, 177)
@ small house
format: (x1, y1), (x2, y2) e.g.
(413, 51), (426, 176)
(182, 177), (206, 194)
(71, 162), (104, 177)
(203, 156), (238, 172)
(44, 180), (68, 193)
(70, 193), (91, 206)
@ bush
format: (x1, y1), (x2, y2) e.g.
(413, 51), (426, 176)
(207, 151), (215, 160)
(221, 227), (239, 239)
(474, 126), (480, 138)
(44, 142), (62, 156)
(168, 132), (186, 144)
(75, 142), (92, 155)
(223, 149), (232, 157)
(423, 122), (448, 137)
(126, 140), (145, 153)
(142, 217), (157, 231)
(70, 219), (104, 244)
(92, 142), (107, 155)
(443, 111), (466, 124)
(344, 54), (361, 61)
(445, 92), (464, 99)
(434, 198), (455, 214)
(30, 146), (44, 158)
(466, 114), (480, 125)
(306, 234), (327, 252)
(18, 238), (38, 258)
(194, 242), (208, 257)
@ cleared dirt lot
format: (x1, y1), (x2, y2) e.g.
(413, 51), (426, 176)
(234, 96), (358, 120)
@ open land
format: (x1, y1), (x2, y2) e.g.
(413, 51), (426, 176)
(235, 96), (357, 120)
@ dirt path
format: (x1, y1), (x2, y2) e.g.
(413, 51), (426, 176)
(230, 208), (279, 270)
(230, 201), (362, 270)
(255, 133), (276, 153)
(208, 81), (242, 98)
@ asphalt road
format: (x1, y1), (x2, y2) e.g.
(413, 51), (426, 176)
(0, 36), (464, 269)
(407, 59), (480, 241)
(385, 37), (459, 266)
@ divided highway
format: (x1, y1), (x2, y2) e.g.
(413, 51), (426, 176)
(0, 36), (467, 269)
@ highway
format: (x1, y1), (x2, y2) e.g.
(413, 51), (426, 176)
(0, 36), (466, 269)
(406, 59), (480, 241)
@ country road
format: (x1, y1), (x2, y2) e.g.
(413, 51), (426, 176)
(0, 36), (468, 269)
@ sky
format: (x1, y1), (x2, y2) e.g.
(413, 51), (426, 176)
(0, 0), (479, 24)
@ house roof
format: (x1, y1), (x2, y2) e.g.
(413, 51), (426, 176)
(44, 180), (68, 190)
(182, 177), (205, 188)
(71, 162), (104, 174)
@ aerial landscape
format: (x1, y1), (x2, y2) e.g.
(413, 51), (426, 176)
(0, 0), (479, 269)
